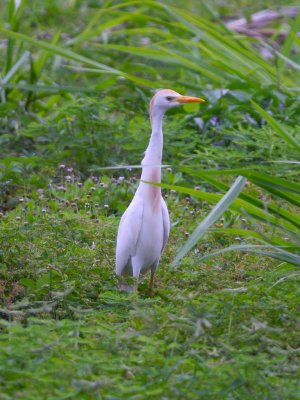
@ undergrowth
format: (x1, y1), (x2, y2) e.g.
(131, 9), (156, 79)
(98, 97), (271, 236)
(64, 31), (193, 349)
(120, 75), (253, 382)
(0, 174), (299, 399)
(0, 0), (299, 399)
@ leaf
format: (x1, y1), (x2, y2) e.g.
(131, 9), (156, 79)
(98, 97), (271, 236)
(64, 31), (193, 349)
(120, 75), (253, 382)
(19, 278), (35, 289)
(198, 244), (300, 267)
(0, 27), (153, 87)
(153, 180), (298, 233)
(251, 101), (300, 151)
(180, 168), (300, 229)
(172, 176), (247, 265)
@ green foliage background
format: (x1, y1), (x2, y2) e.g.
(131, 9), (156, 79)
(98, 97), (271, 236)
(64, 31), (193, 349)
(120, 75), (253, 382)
(0, 0), (299, 399)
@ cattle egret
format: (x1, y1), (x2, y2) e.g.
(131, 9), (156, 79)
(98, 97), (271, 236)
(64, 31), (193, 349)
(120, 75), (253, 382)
(116, 89), (205, 292)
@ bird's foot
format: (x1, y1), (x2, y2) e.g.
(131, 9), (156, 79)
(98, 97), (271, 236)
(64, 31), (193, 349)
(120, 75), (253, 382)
(118, 276), (137, 292)
(119, 283), (136, 292)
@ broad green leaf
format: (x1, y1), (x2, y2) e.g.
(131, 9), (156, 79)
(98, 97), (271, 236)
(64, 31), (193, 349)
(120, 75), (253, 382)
(19, 278), (35, 289)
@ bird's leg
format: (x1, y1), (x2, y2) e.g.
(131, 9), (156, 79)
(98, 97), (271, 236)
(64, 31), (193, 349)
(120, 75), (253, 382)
(119, 276), (137, 292)
(148, 271), (155, 297)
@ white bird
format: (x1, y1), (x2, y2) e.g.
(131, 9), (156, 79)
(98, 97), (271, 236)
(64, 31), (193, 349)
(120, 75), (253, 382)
(116, 89), (205, 292)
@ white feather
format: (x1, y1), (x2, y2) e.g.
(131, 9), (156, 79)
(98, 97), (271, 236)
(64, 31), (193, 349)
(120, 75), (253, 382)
(115, 89), (204, 289)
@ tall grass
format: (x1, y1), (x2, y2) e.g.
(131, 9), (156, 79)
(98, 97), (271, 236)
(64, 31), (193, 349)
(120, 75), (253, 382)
(172, 108), (300, 267)
(1, 0), (299, 266)
(1, 0), (300, 97)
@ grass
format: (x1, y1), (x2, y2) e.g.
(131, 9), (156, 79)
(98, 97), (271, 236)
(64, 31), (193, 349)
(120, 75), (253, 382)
(0, 173), (299, 399)
(0, 0), (300, 398)
(1, 288), (299, 399)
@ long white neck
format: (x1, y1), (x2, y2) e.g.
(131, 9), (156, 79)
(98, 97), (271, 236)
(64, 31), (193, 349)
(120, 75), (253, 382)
(137, 107), (165, 200)
(143, 108), (164, 164)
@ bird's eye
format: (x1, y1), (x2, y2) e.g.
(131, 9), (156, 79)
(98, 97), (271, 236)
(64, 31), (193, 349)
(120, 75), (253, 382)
(166, 96), (174, 101)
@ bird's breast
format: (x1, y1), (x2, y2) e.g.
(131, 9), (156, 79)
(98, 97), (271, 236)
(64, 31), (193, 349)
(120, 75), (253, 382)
(137, 202), (165, 273)
(146, 168), (161, 212)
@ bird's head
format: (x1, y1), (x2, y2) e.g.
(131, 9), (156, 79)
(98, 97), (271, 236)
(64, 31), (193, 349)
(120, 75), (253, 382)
(149, 89), (205, 118)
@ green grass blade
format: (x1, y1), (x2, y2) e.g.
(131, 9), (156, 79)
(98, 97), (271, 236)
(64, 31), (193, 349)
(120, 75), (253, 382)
(251, 101), (300, 151)
(154, 45), (225, 83)
(0, 27), (153, 87)
(180, 166), (300, 190)
(33, 31), (61, 78)
(149, 179), (299, 233)
(94, 44), (178, 63)
(181, 167), (300, 195)
(245, 172), (300, 195)
(2, 50), (29, 84)
(172, 176), (246, 266)
(209, 228), (292, 247)
(68, 14), (139, 46)
(199, 244), (300, 266)
(252, 184), (300, 208)
(180, 169), (300, 229)
(160, 5), (287, 86)
(279, 10), (300, 70)
(0, 83), (100, 93)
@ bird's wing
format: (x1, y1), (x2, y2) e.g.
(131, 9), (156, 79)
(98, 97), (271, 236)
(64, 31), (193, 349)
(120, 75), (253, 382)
(116, 195), (144, 275)
(161, 198), (170, 252)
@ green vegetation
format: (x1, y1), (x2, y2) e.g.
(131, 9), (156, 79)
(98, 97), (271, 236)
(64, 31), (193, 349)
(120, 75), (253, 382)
(0, 0), (299, 399)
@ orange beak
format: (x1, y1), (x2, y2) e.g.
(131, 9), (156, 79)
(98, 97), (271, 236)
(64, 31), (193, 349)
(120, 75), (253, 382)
(175, 96), (205, 103)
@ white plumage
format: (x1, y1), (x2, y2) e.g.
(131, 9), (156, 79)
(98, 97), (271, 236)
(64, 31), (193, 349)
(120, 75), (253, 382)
(116, 89), (205, 292)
